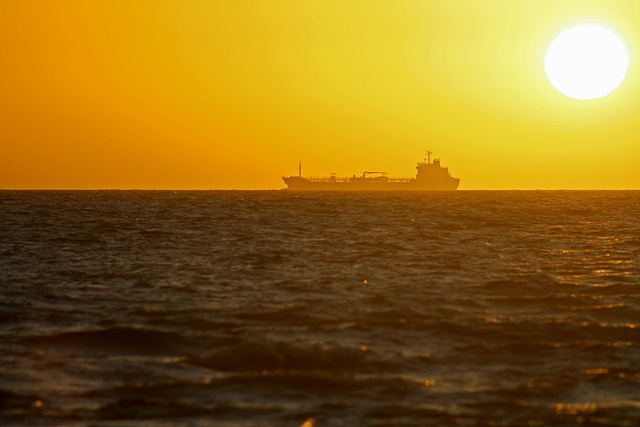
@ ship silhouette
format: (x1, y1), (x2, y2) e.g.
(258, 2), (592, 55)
(283, 151), (460, 191)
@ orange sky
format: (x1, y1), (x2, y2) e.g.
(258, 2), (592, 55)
(2, 0), (640, 189)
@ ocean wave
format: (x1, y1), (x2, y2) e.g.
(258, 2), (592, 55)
(2, 190), (640, 425)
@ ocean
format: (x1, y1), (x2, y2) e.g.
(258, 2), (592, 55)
(1, 190), (639, 426)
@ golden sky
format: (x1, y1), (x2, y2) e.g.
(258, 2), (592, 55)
(2, 0), (640, 189)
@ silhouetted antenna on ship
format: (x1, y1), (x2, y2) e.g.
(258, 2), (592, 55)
(298, 161), (302, 178)
(425, 150), (432, 164)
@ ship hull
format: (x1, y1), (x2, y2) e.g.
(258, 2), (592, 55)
(282, 177), (460, 191)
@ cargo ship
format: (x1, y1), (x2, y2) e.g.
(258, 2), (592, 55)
(282, 151), (460, 191)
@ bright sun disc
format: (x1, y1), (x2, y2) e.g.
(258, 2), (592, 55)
(545, 24), (629, 100)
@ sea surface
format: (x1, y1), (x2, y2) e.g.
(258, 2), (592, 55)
(1, 190), (640, 426)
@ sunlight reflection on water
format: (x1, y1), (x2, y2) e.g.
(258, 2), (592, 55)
(1, 190), (639, 426)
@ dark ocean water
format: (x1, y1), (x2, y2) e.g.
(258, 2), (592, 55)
(1, 190), (640, 426)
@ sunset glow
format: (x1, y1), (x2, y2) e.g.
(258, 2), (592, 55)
(2, 1), (640, 189)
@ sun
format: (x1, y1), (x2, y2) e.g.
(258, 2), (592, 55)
(545, 24), (629, 100)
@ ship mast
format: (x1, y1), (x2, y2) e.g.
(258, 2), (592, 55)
(298, 161), (302, 178)
(425, 150), (432, 164)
